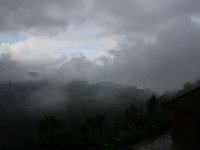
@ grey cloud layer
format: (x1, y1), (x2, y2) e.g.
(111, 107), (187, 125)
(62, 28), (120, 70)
(0, 0), (199, 34)
(0, 0), (200, 92)
(0, 0), (89, 33)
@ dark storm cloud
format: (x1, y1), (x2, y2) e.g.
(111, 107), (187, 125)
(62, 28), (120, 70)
(102, 17), (200, 92)
(0, 0), (200, 92)
(42, 16), (200, 92)
(0, 54), (32, 81)
(90, 0), (200, 36)
(0, 0), (89, 34)
(0, 0), (200, 34)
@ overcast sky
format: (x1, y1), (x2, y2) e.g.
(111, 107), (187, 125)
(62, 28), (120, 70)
(0, 0), (200, 92)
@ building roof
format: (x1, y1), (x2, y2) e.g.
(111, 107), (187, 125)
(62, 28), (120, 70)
(166, 87), (200, 112)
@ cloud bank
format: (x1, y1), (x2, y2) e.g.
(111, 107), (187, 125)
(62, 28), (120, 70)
(0, 0), (200, 92)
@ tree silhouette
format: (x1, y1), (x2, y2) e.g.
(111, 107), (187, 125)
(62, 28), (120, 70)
(146, 95), (158, 116)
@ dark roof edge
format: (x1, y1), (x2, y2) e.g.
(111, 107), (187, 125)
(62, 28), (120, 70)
(165, 86), (200, 108)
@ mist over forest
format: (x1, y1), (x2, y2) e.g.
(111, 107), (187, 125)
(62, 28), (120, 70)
(0, 0), (200, 149)
(0, 79), (199, 149)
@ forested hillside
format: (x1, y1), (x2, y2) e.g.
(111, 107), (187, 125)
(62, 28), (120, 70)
(1, 80), (199, 149)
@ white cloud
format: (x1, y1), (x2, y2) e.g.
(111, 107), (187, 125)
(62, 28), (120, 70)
(0, 25), (118, 61)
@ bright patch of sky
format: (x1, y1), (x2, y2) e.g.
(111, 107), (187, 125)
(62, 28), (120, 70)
(53, 25), (101, 58)
(49, 25), (117, 59)
(0, 33), (28, 44)
(56, 42), (98, 59)
(0, 25), (117, 61)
